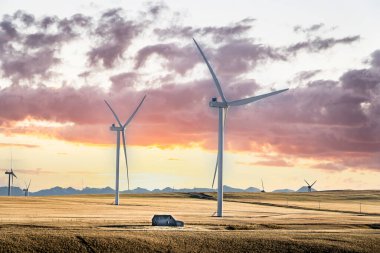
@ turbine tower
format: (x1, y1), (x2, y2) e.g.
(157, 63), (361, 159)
(304, 179), (317, 192)
(105, 95), (146, 205)
(193, 38), (288, 217)
(261, 179), (266, 193)
(23, 180), (31, 196)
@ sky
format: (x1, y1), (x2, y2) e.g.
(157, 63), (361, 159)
(0, 0), (379, 191)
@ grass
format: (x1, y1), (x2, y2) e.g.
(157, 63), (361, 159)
(0, 191), (379, 252)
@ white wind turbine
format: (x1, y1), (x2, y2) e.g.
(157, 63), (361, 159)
(4, 152), (17, 196)
(105, 95), (146, 205)
(193, 38), (288, 217)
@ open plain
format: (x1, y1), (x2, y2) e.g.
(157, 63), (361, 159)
(0, 191), (379, 252)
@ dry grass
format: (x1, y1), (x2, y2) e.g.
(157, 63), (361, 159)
(0, 191), (379, 252)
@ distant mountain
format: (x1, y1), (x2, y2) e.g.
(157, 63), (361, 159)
(245, 187), (261, 192)
(0, 185), (294, 196)
(0, 186), (24, 196)
(82, 187), (114, 195)
(272, 189), (295, 193)
(296, 186), (317, 192)
(34, 186), (80, 196)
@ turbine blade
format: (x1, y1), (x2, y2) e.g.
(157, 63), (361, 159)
(28, 179), (31, 189)
(304, 179), (310, 186)
(311, 180), (317, 187)
(122, 131), (130, 191)
(123, 95), (146, 128)
(11, 169), (17, 178)
(212, 155), (218, 189)
(104, 100), (123, 127)
(261, 179), (264, 190)
(227, 89), (288, 107)
(193, 38), (227, 103)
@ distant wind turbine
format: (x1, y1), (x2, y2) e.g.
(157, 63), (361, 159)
(105, 95), (147, 205)
(23, 180), (31, 196)
(261, 179), (266, 193)
(304, 179), (317, 192)
(193, 38), (288, 217)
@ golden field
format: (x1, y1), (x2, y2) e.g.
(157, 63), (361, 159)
(0, 191), (379, 252)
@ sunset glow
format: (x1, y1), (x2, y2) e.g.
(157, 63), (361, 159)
(0, 0), (379, 191)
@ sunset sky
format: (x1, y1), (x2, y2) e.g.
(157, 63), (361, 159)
(0, 0), (379, 191)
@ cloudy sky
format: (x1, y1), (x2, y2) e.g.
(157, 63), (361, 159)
(0, 0), (379, 191)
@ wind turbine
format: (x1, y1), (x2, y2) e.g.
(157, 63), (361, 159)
(261, 179), (266, 193)
(304, 179), (317, 192)
(22, 180), (31, 196)
(4, 152), (17, 196)
(5, 169), (16, 196)
(193, 38), (288, 217)
(105, 95), (146, 205)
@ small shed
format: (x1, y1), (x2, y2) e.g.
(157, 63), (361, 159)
(152, 215), (184, 227)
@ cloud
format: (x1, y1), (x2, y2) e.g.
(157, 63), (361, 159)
(237, 158), (293, 167)
(370, 50), (380, 68)
(0, 11), (91, 81)
(287, 36), (360, 53)
(16, 168), (54, 175)
(293, 70), (322, 83)
(0, 142), (39, 148)
(154, 18), (255, 43)
(0, 7), (378, 173)
(2, 49), (60, 80)
(294, 23), (324, 34)
(135, 43), (199, 75)
(87, 8), (143, 68)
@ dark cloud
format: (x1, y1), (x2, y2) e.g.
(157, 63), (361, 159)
(109, 72), (139, 91)
(2, 49), (60, 80)
(294, 23), (324, 34)
(13, 10), (35, 26)
(0, 20), (18, 38)
(212, 39), (286, 78)
(135, 43), (199, 75)
(39, 16), (57, 29)
(0, 11), (91, 81)
(293, 70), (322, 82)
(288, 36), (360, 53)
(154, 18), (255, 43)
(370, 50), (380, 68)
(87, 8), (142, 68)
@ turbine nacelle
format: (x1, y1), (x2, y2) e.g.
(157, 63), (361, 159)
(209, 97), (228, 108)
(110, 125), (124, 131)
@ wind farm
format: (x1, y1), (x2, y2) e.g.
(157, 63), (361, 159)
(1, 0), (380, 252)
